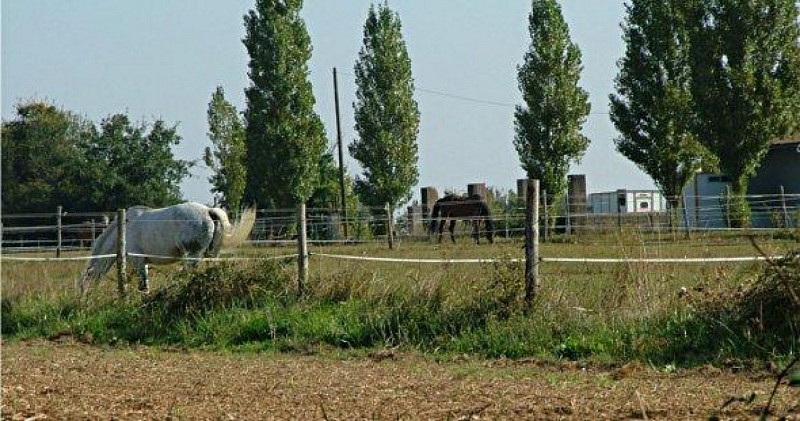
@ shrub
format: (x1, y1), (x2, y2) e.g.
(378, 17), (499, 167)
(140, 260), (292, 323)
(651, 250), (800, 363)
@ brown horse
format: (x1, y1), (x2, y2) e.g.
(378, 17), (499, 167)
(428, 194), (494, 244)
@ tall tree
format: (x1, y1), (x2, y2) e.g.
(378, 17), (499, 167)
(688, 0), (800, 226)
(89, 114), (192, 210)
(610, 0), (715, 211)
(242, 0), (326, 209)
(514, 0), (591, 198)
(350, 3), (420, 213)
(1, 100), (192, 213)
(204, 86), (247, 213)
(1, 101), (93, 213)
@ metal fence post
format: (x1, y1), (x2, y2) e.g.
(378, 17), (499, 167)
(297, 203), (308, 296)
(542, 190), (549, 242)
(56, 206), (63, 258)
(116, 208), (127, 298)
(781, 185), (790, 228)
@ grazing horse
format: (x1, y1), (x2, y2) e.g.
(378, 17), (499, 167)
(428, 194), (494, 244)
(78, 202), (256, 296)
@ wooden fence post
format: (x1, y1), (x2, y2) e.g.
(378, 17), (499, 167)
(386, 203), (395, 250)
(56, 206), (63, 258)
(525, 179), (540, 306)
(297, 203), (309, 296)
(116, 208), (126, 298)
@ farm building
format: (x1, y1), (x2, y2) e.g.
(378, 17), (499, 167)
(588, 190), (666, 214)
(682, 136), (800, 228)
(681, 173), (734, 228)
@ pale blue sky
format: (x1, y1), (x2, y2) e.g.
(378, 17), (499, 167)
(2, 1), (655, 206)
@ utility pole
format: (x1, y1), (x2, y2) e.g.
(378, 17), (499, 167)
(333, 67), (349, 239)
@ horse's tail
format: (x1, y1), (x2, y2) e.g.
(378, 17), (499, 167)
(77, 217), (119, 296)
(428, 201), (441, 234)
(212, 207), (256, 248)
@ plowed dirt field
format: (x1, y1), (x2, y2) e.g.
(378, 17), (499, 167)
(3, 339), (799, 420)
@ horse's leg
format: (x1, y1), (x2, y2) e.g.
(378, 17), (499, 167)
(449, 220), (457, 243)
(437, 220), (445, 243)
(184, 251), (204, 269)
(132, 258), (149, 293)
(139, 265), (149, 293)
(473, 220), (480, 244)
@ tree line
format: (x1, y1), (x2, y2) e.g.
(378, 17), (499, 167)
(3, 0), (798, 229)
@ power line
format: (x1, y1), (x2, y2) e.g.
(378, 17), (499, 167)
(416, 86), (515, 108)
(335, 68), (610, 115)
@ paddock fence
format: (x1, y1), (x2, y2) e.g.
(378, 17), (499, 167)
(2, 191), (796, 264)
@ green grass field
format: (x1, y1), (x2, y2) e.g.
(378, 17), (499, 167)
(3, 229), (799, 366)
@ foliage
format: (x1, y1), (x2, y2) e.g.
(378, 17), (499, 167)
(305, 152), (363, 240)
(685, 251), (800, 358)
(307, 152), (360, 212)
(204, 86), (247, 213)
(610, 0), (716, 210)
(688, 0), (800, 226)
(242, 0), (326, 208)
(1, 101), (94, 213)
(88, 113), (191, 210)
(140, 261), (292, 325)
(514, 0), (591, 198)
(1, 100), (191, 213)
(350, 3), (420, 212)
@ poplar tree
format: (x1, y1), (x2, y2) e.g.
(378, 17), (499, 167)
(688, 0), (800, 226)
(204, 86), (246, 213)
(242, 0), (326, 209)
(350, 3), (420, 213)
(610, 0), (714, 211)
(514, 0), (591, 198)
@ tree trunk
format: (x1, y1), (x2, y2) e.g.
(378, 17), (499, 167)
(728, 177), (751, 228)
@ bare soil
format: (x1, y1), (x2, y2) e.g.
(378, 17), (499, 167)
(3, 338), (799, 420)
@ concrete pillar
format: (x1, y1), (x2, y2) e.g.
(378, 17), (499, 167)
(468, 183), (488, 199)
(567, 174), (587, 215)
(420, 186), (439, 219)
(517, 179), (529, 202)
(407, 204), (422, 236)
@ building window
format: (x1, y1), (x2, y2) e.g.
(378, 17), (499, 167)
(640, 202), (649, 210)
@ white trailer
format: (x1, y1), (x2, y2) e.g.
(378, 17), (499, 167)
(589, 190), (666, 214)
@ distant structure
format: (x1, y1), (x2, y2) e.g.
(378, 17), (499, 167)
(567, 174), (587, 214)
(589, 190), (666, 214)
(683, 136), (799, 228)
(467, 183), (488, 200)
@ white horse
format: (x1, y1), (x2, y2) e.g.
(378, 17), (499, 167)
(78, 202), (256, 296)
